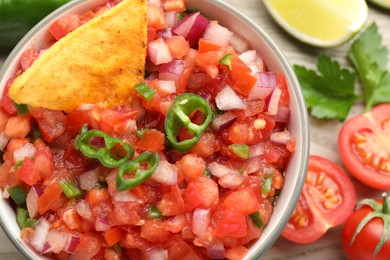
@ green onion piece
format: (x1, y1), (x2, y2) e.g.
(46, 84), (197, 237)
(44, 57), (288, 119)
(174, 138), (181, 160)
(136, 129), (146, 139)
(16, 207), (29, 229)
(14, 103), (29, 115)
(134, 83), (156, 101)
(219, 54), (233, 70)
(250, 211), (264, 229)
(59, 181), (83, 199)
(228, 144), (250, 159)
(8, 186), (27, 206)
(204, 169), (212, 178)
(262, 177), (273, 194)
(148, 205), (165, 219)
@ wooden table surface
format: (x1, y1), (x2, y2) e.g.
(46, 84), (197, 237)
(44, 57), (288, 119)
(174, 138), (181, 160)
(0, 0), (389, 259)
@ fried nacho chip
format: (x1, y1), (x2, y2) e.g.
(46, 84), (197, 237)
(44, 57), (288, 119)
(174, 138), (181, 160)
(9, 0), (147, 113)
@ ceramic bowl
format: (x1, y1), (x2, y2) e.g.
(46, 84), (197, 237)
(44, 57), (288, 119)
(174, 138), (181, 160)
(0, 0), (309, 259)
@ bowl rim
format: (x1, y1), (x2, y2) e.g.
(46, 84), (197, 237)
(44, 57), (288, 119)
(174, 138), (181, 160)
(0, 0), (310, 259)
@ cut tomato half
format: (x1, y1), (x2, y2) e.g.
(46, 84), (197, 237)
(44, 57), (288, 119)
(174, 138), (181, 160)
(338, 104), (390, 189)
(281, 155), (356, 244)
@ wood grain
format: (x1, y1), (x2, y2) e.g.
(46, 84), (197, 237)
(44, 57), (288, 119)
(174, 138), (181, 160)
(0, 0), (389, 259)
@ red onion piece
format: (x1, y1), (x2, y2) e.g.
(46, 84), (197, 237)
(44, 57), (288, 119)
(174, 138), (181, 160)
(207, 239), (225, 259)
(151, 160), (177, 185)
(248, 72), (277, 101)
(80, 167), (100, 191)
(32, 184), (44, 197)
(158, 80), (176, 94)
(148, 38), (173, 65)
(239, 50), (264, 73)
(65, 235), (80, 253)
(26, 189), (39, 218)
(270, 130), (292, 144)
(275, 106), (290, 123)
(192, 208), (211, 237)
(218, 173), (245, 190)
(164, 11), (178, 28)
(242, 156), (262, 174)
(0, 132), (10, 150)
(112, 190), (144, 203)
(229, 34), (250, 54)
(13, 143), (35, 162)
(159, 59), (185, 86)
(267, 87), (282, 116)
(215, 86), (246, 111)
(95, 216), (111, 232)
(75, 200), (93, 222)
(204, 21), (233, 46)
(145, 246), (168, 260)
(172, 12), (210, 46)
(158, 27), (173, 39)
(208, 162), (236, 178)
(30, 218), (49, 252)
(211, 111), (237, 132)
(44, 231), (68, 254)
(249, 143), (265, 158)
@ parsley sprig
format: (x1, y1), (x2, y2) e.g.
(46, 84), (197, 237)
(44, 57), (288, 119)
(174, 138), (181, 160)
(295, 23), (390, 121)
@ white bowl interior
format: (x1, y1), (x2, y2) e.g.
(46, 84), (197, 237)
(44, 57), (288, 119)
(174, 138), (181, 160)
(0, 0), (309, 259)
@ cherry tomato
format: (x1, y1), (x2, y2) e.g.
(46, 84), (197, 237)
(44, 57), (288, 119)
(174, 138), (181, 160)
(281, 155), (356, 244)
(338, 104), (390, 189)
(342, 195), (390, 260)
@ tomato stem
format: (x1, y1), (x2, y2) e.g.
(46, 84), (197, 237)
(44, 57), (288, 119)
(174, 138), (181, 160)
(382, 193), (389, 214)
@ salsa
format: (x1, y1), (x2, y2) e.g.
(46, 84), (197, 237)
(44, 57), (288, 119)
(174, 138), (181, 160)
(0, 0), (294, 259)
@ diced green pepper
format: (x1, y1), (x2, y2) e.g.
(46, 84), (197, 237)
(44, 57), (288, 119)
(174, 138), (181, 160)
(8, 186), (27, 206)
(219, 54), (233, 69)
(262, 177), (273, 194)
(148, 205), (165, 219)
(14, 103), (29, 115)
(59, 181), (83, 199)
(134, 83), (156, 101)
(228, 144), (250, 159)
(16, 207), (29, 229)
(250, 211), (264, 229)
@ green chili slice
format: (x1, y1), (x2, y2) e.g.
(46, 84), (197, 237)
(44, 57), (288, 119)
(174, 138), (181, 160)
(134, 83), (156, 101)
(8, 186), (27, 206)
(59, 181), (83, 199)
(250, 211), (264, 229)
(228, 144), (250, 159)
(165, 93), (212, 152)
(77, 129), (134, 168)
(116, 151), (159, 191)
(219, 54), (233, 69)
(148, 205), (165, 219)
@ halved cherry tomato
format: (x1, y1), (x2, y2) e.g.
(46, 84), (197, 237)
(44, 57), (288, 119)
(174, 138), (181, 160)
(281, 155), (356, 244)
(338, 104), (390, 189)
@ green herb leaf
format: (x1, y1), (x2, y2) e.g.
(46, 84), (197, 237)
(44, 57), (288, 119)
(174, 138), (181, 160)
(294, 54), (358, 121)
(348, 23), (390, 110)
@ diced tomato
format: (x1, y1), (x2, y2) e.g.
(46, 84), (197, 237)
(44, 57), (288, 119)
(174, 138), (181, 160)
(224, 187), (260, 215)
(195, 51), (221, 79)
(228, 122), (254, 145)
(137, 129), (165, 152)
(183, 176), (219, 211)
(72, 232), (101, 260)
(104, 226), (126, 246)
(0, 77), (17, 115)
(37, 182), (64, 215)
(4, 115), (31, 138)
(20, 48), (39, 72)
(163, 0), (186, 12)
(264, 141), (291, 169)
(49, 14), (83, 41)
(0, 160), (15, 187)
(30, 108), (66, 142)
(62, 208), (83, 230)
(277, 73), (289, 106)
(225, 246), (249, 260)
(100, 106), (138, 126)
(164, 214), (186, 233)
(141, 219), (172, 243)
(3, 138), (29, 163)
(177, 154), (206, 182)
(212, 209), (247, 238)
(157, 184), (185, 216)
(85, 188), (111, 207)
(148, 5), (167, 31)
(110, 201), (141, 226)
(17, 157), (40, 186)
(147, 27), (158, 43)
(166, 236), (203, 260)
(166, 36), (190, 59)
(237, 217), (262, 246)
(34, 146), (55, 179)
(120, 228), (149, 250)
(190, 132), (220, 158)
(198, 38), (220, 53)
(65, 110), (92, 136)
(0, 108), (11, 131)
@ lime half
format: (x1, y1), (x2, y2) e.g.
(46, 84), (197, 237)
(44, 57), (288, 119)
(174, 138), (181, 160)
(367, 0), (390, 9)
(263, 0), (368, 48)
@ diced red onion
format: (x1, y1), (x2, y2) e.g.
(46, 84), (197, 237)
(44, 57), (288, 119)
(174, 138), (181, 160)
(64, 235), (80, 253)
(267, 87), (282, 116)
(249, 143), (265, 158)
(151, 160), (178, 185)
(229, 34), (250, 54)
(211, 111), (237, 132)
(248, 72), (277, 101)
(80, 167), (100, 191)
(218, 173), (245, 190)
(203, 21), (233, 46)
(215, 86), (246, 111)
(159, 59), (185, 86)
(26, 189), (39, 218)
(242, 156), (262, 174)
(239, 50), (264, 74)
(208, 162), (236, 178)
(193, 208), (211, 237)
(44, 231), (67, 254)
(275, 106), (290, 122)
(166, 214), (185, 233)
(0, 132), (10, 150)
(13, 143), (35, 162)
(75, 200), (93, 222)
(207, 239), (225, 259)
(145, 246), (168, 260)
(30, 218), (50, 252)
(148, 38), (173, 65)
(112, 190), (144, 203)
(158, 80), (176, 94)
(32, 184), (44, 197)
(172, 12), (210, 46)
(270, 130), (291, 145)
(164, 11), (178, 28)
(95, 216), (111, 232)
(158, 28), (173, 39)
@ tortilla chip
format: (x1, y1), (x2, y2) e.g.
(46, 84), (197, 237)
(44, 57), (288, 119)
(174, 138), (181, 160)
(9, 0), (147, 113)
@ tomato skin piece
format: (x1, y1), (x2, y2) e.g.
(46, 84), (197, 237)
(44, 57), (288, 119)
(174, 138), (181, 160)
(281, 155), (356, 244)
(338, 104), (390, 189)
(342, 200), (390, 260)
(37, 182), (65, 215)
